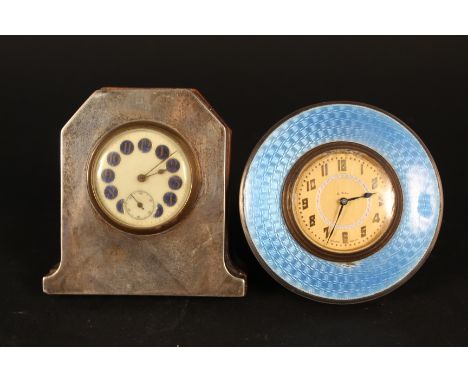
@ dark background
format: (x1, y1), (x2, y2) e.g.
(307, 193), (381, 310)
(0, 36), (466, 346)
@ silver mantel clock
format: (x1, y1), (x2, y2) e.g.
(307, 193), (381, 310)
(43, 88), (246, 297)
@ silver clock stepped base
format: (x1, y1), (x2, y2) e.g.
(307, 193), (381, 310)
(43, 87), (246, 297)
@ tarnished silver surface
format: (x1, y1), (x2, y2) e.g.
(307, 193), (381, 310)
(43, 88), (246, 296)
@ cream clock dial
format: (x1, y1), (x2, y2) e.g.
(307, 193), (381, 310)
(88, 122), (196, 234)
(283, 142), (403, 262)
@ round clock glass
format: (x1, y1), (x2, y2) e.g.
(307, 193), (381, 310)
(283, 143), (402, 262)
(88, 122), (198, 234)
(240, 102), (443, 303)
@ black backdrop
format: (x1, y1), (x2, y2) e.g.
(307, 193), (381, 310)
(0, 36), (466, 346)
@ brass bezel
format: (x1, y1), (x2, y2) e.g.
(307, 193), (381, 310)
(87, 120), (201, 236)
(282, 141), (403, 263)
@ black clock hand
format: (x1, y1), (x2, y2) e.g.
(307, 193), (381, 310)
(326, 193), (374, 242)
(346, 192), (375, 202)
(327, 198), (347, 243)
(130, 193), (144, 210)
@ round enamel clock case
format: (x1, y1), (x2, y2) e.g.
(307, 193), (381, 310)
(240, 102), (443, 303)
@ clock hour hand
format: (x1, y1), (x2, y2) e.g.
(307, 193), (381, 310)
(346, 192), (375, 202)
(138, 169), (167, 181)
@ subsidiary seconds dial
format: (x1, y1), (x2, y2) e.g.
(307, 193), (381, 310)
(125, 191), (155, 220)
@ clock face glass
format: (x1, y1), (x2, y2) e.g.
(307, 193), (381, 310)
(286, 144), (401, 260)
(89, 124), (194, 233)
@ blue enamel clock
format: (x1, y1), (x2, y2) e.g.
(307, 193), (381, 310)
(240, 102), (443, 303)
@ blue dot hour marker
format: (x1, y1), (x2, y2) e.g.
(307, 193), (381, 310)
(104, 185), (118, 200)
(166, 158), (180, 173)
(155, 145), (169, 160)
(120, 140), (134, 155)
(101, 169), (115, 183)
(107, 152), (121, 166)
(116, 199), (124, 213)
(168, 175), (183, 190)
(163, 192), (177, 207)
(154, 203), (163, 218)
(138, 138), (152, 153)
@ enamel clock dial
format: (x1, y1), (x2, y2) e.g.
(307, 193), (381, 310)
(240, 102), (443, 303)
(283, 143), (402, 262)
(88, 122), (197, 234)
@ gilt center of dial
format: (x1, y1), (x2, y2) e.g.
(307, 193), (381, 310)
(315, 173), (371, 230)
(89, 125), (193, 232)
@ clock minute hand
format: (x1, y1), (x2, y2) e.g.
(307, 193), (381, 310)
(327, 199), (346, 243)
